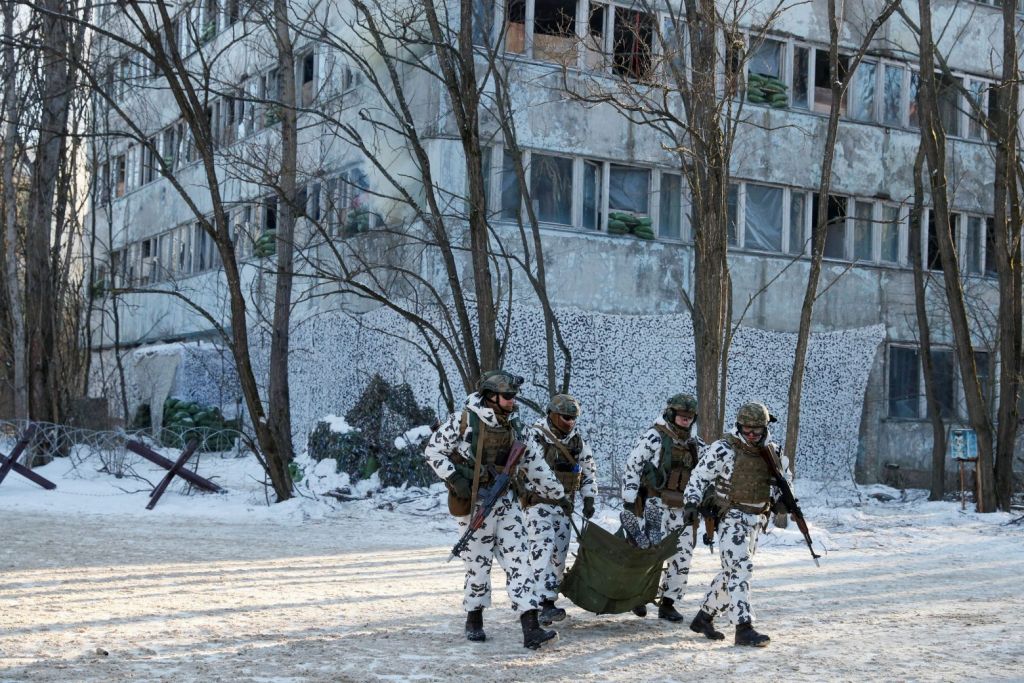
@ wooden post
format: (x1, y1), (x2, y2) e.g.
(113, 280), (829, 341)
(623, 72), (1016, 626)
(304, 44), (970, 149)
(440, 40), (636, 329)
(146, 438), (201, 510)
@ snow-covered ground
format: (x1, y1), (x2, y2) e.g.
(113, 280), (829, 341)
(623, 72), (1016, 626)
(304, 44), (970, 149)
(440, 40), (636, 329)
(1, 450), (1022, 682)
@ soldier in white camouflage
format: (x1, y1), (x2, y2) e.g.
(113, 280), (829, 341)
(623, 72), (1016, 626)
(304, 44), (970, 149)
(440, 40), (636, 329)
(682, 401), (786, 647)
(423, 370), (564, 650)
(620, 393), (706, 622)
(521, 393), (599, 625)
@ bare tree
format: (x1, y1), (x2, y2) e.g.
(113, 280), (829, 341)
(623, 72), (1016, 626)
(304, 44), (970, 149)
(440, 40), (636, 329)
(783, 0), (900, 476)
(290, 0), (573, 406)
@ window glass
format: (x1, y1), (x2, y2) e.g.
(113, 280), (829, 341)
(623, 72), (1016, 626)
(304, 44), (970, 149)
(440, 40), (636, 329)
(659, 172), (682, 239)
(936, 72), (960, 136)
(726, 184), (739, 246)
(662, 15), (686, 77)
(743, 183), (783, 252)
(748, 38), (783, 79)
(930, 349), (956, 419)
(985, 217), (997, 277)
(853, 60), (877, 121)
(608, 165), (650, 215)
(966, 215), (983, 274)
(967, 79), (989, 140)
(882, 64), (904, 126)
(853, 200), (873, 261)
(530, 154), (573, 225)
(908, 71), (920, 128)
(792, 46), (809, 109)
(583, 160), (601, 230)
(889, 346), (920, 418)
(501, 152), (521, 220)
(789, 190), (806, 254)
(880, 205), (900, 263)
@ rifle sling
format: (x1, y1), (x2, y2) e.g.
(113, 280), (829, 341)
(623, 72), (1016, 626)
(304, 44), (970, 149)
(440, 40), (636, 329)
(469, 411), (483, 511)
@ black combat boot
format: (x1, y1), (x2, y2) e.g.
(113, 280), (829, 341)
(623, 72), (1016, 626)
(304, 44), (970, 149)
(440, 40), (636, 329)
(464, 608), (486, 642)
(734, 622), (770, 647)
(631, 603), (648, 617)
(689, 610), (725, 640)
(521, 609), (558, 650)
(657, 597), (685, 622)
(539, 598), (566, 625)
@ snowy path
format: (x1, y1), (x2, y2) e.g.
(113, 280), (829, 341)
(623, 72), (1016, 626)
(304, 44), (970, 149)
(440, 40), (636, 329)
(2, 491), (1022, 682)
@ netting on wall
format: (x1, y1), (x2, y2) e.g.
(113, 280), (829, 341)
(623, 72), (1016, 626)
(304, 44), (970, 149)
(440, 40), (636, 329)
(264, 306), (883, 486)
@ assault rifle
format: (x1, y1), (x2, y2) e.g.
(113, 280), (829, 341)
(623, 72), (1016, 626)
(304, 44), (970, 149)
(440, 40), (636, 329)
(448, 440), (527, 562)
(757, 446), (820, 566)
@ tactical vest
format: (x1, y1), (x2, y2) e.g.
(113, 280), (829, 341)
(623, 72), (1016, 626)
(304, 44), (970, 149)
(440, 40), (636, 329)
(445, 408), (521, 516)
(542, 427), (583, 496)
(520, 424), (582, 509)
(649, 424), (699, 508)
(718, 434), (775, 514)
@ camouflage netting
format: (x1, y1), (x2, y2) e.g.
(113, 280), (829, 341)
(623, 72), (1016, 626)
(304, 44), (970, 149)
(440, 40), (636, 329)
(254, 307), (883, 487)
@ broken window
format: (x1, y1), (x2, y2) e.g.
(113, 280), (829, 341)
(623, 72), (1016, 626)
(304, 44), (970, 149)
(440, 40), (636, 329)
(534, 0), (577, 63)
(612, 6), (653, 80)
(583, 2), (606, 69)
(743, 183), (783, 252)
(853, 200), (873, 261)
(812, 193), (847, 259)
(659, 172), (682, 239)
(789, 190), (807, 254)
(113, 153), (127, 198)
(530, 154), (573, 225)
(299, 50), (316, 107)
(505, 0), (579, 64)
(888, 346), (920, 419)
(813, 50), (848, 114)
(926, 209), (959, 272)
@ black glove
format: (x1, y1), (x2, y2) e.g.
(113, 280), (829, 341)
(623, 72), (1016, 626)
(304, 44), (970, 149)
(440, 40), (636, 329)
(447, 471), (473, 499)
(583, 496), (596, 519)
(681, 503), (699, 526)
(772, 499), (790, 515)
(556, 497), (573, 513)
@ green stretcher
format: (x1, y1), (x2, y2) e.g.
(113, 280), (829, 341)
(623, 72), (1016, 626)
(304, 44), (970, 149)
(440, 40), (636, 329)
(560, 519), (683, 615)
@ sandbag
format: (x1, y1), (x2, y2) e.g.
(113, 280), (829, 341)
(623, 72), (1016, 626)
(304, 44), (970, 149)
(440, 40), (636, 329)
(560, 521), (682, 615)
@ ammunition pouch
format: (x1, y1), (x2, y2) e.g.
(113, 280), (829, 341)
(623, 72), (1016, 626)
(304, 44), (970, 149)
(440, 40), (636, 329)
(446, 481), (472, 517)
(657, 489), (686, 508)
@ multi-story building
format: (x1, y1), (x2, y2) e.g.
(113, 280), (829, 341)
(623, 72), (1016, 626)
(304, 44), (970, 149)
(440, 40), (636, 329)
(86, 0), (1019, 488)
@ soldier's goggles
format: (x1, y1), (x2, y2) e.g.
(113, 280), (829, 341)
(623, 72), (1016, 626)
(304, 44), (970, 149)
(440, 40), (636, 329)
(499, 391), (518, 400)
(739, 425), (766, 436)
(557, 413), (577, 422)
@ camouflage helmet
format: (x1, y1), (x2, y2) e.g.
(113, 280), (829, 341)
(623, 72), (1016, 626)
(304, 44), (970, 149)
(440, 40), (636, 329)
(477, 369), (524, 396)
(547, 393), (580, 418)
(666, 393), (698, 415)
(736, 402), (771, 427)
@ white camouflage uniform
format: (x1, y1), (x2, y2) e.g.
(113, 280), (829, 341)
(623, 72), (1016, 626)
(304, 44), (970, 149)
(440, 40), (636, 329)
(424, 393), (561, 616)
(683, 426), (785, 626)
(621, 417), (706, 603)
(522, 417), (598, 602)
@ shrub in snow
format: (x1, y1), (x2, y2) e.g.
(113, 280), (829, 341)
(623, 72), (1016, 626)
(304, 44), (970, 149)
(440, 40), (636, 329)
(307, 375), (437, 488)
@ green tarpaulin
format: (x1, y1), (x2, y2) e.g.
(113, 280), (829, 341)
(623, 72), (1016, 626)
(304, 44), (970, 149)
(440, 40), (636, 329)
(560, 521), (683, 615)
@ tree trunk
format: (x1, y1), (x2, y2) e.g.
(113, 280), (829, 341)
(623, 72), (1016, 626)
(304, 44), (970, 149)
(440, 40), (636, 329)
(909, 146), (947, 500)
(1, 1), (27, 419)
(991, 0), (1023, 510)
(24, 0), (74, 424)
(917, 0), (996, 511)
